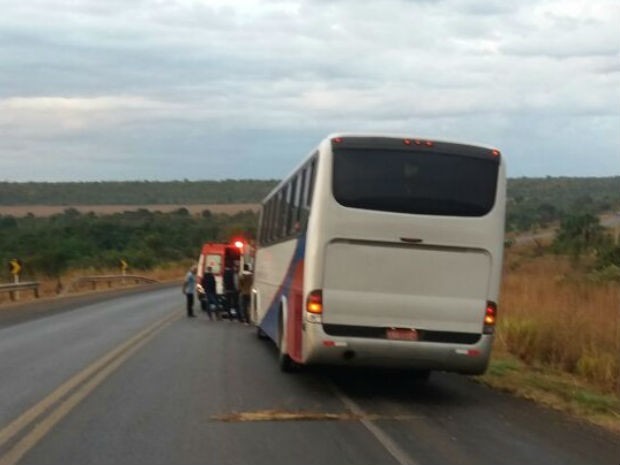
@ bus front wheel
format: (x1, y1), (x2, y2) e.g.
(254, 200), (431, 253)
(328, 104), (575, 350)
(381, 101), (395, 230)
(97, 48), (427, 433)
(278, 315), (296, 373)
(256, 326), (269, 340)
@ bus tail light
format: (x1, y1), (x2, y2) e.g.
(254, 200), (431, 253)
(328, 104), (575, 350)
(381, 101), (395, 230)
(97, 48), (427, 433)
(306, 290), (323, 314)
(483, 301), (497, 334)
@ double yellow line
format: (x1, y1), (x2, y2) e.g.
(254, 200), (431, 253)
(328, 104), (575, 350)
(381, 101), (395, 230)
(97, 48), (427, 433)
(0, 310), (182, 465)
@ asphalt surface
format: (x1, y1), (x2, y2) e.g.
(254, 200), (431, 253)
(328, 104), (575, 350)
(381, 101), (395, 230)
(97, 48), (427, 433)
(0, 288), (618, 465)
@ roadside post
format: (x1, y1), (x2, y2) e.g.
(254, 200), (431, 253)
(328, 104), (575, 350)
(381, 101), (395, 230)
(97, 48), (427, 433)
(9, 258), (22, 301)
(120, 259), (128, 284)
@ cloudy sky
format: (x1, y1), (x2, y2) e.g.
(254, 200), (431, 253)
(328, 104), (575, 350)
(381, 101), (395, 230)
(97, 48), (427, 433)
(0, 0), (618, 181)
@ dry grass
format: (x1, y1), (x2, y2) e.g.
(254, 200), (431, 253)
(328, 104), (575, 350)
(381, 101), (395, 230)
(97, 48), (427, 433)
(0, 204), (259, 217)
(482, 244), (620, 431)
(498, 247), (620, 393)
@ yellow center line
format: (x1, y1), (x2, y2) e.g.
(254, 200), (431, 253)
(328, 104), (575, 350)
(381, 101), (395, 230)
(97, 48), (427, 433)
(0, 309), (182, 464)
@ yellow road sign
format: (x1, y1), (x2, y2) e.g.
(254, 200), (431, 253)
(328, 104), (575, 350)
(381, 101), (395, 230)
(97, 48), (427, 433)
(9, 259), (21, 276)
(120, 259), (128, 272)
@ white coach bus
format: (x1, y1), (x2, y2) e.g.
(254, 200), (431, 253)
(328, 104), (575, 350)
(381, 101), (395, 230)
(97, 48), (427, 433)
(251, 134), (506, 375)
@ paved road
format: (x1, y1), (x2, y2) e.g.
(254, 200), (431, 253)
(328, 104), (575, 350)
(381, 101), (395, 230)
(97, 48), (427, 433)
(0, 288), (618, 465)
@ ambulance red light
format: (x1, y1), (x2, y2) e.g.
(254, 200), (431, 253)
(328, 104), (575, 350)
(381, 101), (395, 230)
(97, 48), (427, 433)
(492, 149), (500, 157)
(403, 139), (412, 145)
(332, 137), (343, 144)
(425, 140), (433, 147)
(234, 240), (244, 249)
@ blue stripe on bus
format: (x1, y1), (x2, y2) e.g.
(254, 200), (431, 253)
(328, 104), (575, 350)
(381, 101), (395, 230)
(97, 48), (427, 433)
(259, 233), (307, 342)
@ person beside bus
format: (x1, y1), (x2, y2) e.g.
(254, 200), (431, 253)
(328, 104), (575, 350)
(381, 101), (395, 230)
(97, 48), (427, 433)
(222, 264), (238, 320)
(182, 265), (197, 318)
(238, 264), (253, 325)
(201, 266), (219, 320)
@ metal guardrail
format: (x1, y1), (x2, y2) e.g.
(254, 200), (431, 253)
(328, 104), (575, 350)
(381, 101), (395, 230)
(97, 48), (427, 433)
(65, 275), (159, 294)
(0, 282), (40, 300)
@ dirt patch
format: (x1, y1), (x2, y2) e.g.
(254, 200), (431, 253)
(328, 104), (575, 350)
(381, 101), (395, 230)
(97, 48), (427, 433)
(211, 409), (419, 422)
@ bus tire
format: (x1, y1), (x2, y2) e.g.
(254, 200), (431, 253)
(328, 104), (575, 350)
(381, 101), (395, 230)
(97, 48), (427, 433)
(409, 369), (431, 383)
(278, 314), (296, 373)
(256, 327), (269, 340)
(279, 348), (296, 373)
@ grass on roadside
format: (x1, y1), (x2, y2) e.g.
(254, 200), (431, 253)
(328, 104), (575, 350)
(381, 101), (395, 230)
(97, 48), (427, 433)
(478, 352), (620, 433)
(499, 246), (620, 393)
(486, 243), (620, 433)
(0, 260), (192, 306)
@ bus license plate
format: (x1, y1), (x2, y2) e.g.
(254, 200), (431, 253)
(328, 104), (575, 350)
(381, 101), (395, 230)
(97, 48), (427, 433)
(386, 328), (418, 341)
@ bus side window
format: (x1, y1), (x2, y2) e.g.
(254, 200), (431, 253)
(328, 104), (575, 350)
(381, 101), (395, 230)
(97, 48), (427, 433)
(296, 167), (306, 227)
(306, 157), (316, 208)
(299, 157), (316, 229)
(287, 176), (298, 236)
(269, 198), (277, 243)
(257, 205), (264, 246)
(274, 190), (284, 242)
(261, 199), (273, 244)
(281, 183), (292, 238)
(260, 201), (270, 246)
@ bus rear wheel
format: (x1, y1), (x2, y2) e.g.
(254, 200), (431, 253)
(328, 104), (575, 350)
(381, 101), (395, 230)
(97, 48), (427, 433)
(408, 369), (431, 383)
(279, 350), (296, 372)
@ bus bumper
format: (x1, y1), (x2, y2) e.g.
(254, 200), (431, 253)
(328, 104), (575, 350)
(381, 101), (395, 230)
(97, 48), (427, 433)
(302, 323), (494, 375)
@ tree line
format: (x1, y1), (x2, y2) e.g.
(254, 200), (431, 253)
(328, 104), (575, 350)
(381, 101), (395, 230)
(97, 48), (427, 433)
(0, 208), (257, 280)
(551, 213), (620, 281)
(0, 180), (278, 205)
(2, 177), (619, 283)
(506, 176), (620, 232)
(2, 177), (619, 233)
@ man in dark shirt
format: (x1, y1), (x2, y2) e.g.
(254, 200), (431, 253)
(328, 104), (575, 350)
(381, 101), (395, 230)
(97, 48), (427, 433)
(223, 264), (238, 320)
(238, 264), (253, 325)
(201, 266), (218, 320)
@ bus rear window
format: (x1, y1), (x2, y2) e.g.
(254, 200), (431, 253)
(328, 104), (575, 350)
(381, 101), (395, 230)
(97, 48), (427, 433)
(332, 148), (498, 216)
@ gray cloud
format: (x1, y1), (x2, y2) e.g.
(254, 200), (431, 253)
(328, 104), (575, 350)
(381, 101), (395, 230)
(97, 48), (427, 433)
(0, 0), (618, 181)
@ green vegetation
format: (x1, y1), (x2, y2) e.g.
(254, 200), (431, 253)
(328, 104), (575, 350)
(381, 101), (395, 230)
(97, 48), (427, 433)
(1, 176), (619, 283)
(480, 353), (620, 431)
(0, 180), (278, 205)
(2, 177), (619, 233)
(552, 213), (620, 275)
(0, 208), (257, 280)
(507, 176), (620, 231)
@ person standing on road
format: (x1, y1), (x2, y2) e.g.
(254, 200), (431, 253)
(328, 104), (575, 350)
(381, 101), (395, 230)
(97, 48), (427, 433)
(222, 264), (238, 320)
(182, 265), (197, 318)
(201, 266), (218, 320)
(238, 264), (253, 325)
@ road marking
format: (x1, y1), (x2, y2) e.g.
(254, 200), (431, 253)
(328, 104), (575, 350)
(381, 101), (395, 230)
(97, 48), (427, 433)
(0, 309), (181, 465)
(330, 384), (419, 465)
